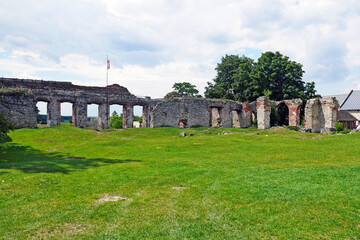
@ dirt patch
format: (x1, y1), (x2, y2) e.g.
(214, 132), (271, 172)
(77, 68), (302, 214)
(95, 194), (131, 204)
(41, 140), (57, 143)
(34, 223), (85, 239)
(267, 128), (288, 134)
(172, 186), (188, 190)
(65, 157), (84, 160)
(46, 146), (65, 152)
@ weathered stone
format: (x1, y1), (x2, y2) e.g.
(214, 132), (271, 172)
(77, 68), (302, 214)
(74, 100), (87, 128)
(304, 97), (339, 133)
(123, 103), (134, 129)
(320, 128), (332, 134)
(97, 103), (109, 130)
(0, 78), (150, 129)
(0, 78), (339, 133)
(256, 96), (271, 130)
(47, 99), (60, 127)
(0, 91), (37, 128)
(150, 98), (252, 128)
(276, 99), (302, 126)
(241, 103), (253, 128)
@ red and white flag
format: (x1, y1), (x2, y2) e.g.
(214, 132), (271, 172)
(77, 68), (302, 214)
(107, 59), (110, 69)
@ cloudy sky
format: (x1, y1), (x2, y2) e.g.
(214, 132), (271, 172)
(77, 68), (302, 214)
(1, 0), (360, 115)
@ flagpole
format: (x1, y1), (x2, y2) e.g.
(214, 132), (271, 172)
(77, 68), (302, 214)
(106, 54), (109, 86)
(106, 55), (109, 128)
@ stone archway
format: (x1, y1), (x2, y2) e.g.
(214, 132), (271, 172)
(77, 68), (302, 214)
(276, 99), (302, 126)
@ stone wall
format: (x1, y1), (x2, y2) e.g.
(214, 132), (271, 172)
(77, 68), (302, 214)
(304, 97), (339, 133)
(0, 78), (150, 129)
(0, 90), (37, 128)
(256, 96), (271, 130)
(276, 99), (303, 126)
(0, 78), (341, 132)
(150, 98), (253, 128)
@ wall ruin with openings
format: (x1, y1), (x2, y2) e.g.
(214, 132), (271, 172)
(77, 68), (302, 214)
(150, 98), (253, 128)
(0, 78), (340, 133)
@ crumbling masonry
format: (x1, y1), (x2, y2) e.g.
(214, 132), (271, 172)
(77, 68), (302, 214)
(0, 78), (338, 132)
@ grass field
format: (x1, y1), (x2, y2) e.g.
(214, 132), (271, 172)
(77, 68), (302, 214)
(1, 126), (360, 239)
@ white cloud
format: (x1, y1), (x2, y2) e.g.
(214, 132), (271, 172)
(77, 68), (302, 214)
(0, 0), (360, 97)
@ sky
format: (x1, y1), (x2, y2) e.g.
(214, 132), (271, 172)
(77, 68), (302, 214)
(1, 0), (360, 116)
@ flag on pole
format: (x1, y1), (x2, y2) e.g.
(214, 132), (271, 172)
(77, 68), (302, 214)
(107, 59), (110, 69)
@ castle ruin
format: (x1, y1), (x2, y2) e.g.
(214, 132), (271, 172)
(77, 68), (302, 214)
(0, 78), (339, 132)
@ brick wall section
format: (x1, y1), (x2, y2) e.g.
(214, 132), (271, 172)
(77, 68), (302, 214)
(276, 99), (303, 126)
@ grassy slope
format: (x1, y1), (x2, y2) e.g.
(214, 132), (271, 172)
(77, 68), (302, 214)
(0, 126), (360, 239)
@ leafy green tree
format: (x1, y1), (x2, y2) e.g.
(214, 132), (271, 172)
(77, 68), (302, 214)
(133, 115), (142, 122)
(205, 55), (253, 101)
(110, 111), (122, 129)
(0, 114), (14, 143)
(205, 51), (320, 102)
(172, 82), (200, 97)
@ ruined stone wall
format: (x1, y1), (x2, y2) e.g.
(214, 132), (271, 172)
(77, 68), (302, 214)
(0, 90), (37, 129)
(0, 78), (150, 129)
(276, 99), (303, 126)
(304, 97), (339, 133)
(0, 78), (341, 132)
(150, 98), (253, 128)
(256, 96), (271, 130)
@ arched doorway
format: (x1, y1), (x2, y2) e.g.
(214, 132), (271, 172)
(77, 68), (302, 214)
(277, 102), (289, 126)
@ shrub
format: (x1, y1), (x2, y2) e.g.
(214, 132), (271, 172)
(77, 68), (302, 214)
(0, 114), (14, 143)
(286, 126), (300, 131)
(335, 122), (344, 132)
(110, 111), (123, 129)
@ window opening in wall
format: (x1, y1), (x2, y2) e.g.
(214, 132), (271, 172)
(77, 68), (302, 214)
(277, 102), (289, 126)
(60, 102), (73, 126)
(36, 101), (48, 125)
(109, 104), (123, 129)
(179, 119), (187, 128)
(133, 105), (143, 128)
(87, 104), (99, 128)
(232, 110), (241, 128)
(211, 107), (221, 127)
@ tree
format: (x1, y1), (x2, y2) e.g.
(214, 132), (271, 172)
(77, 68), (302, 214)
(205, 55), (253, 101)
(172, 82), (200, 97)
(0, 114), (14, 143)
(205, 51), (320, 102)
(110, 111), (123, 129)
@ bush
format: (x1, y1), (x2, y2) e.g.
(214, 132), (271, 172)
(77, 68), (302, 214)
(110, 111), (123, 129)
(341, 129), (351, 134)
(286, 126), (300, 131)
(111, 118), (123, 129)
(335, 122), (344, 132)
(0, 114), (14, 143)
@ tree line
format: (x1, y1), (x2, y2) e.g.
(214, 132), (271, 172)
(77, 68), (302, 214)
(172, 51), (320, 102)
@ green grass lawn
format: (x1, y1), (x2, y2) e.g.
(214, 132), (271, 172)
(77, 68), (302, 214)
(1, 126), (360, 239)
